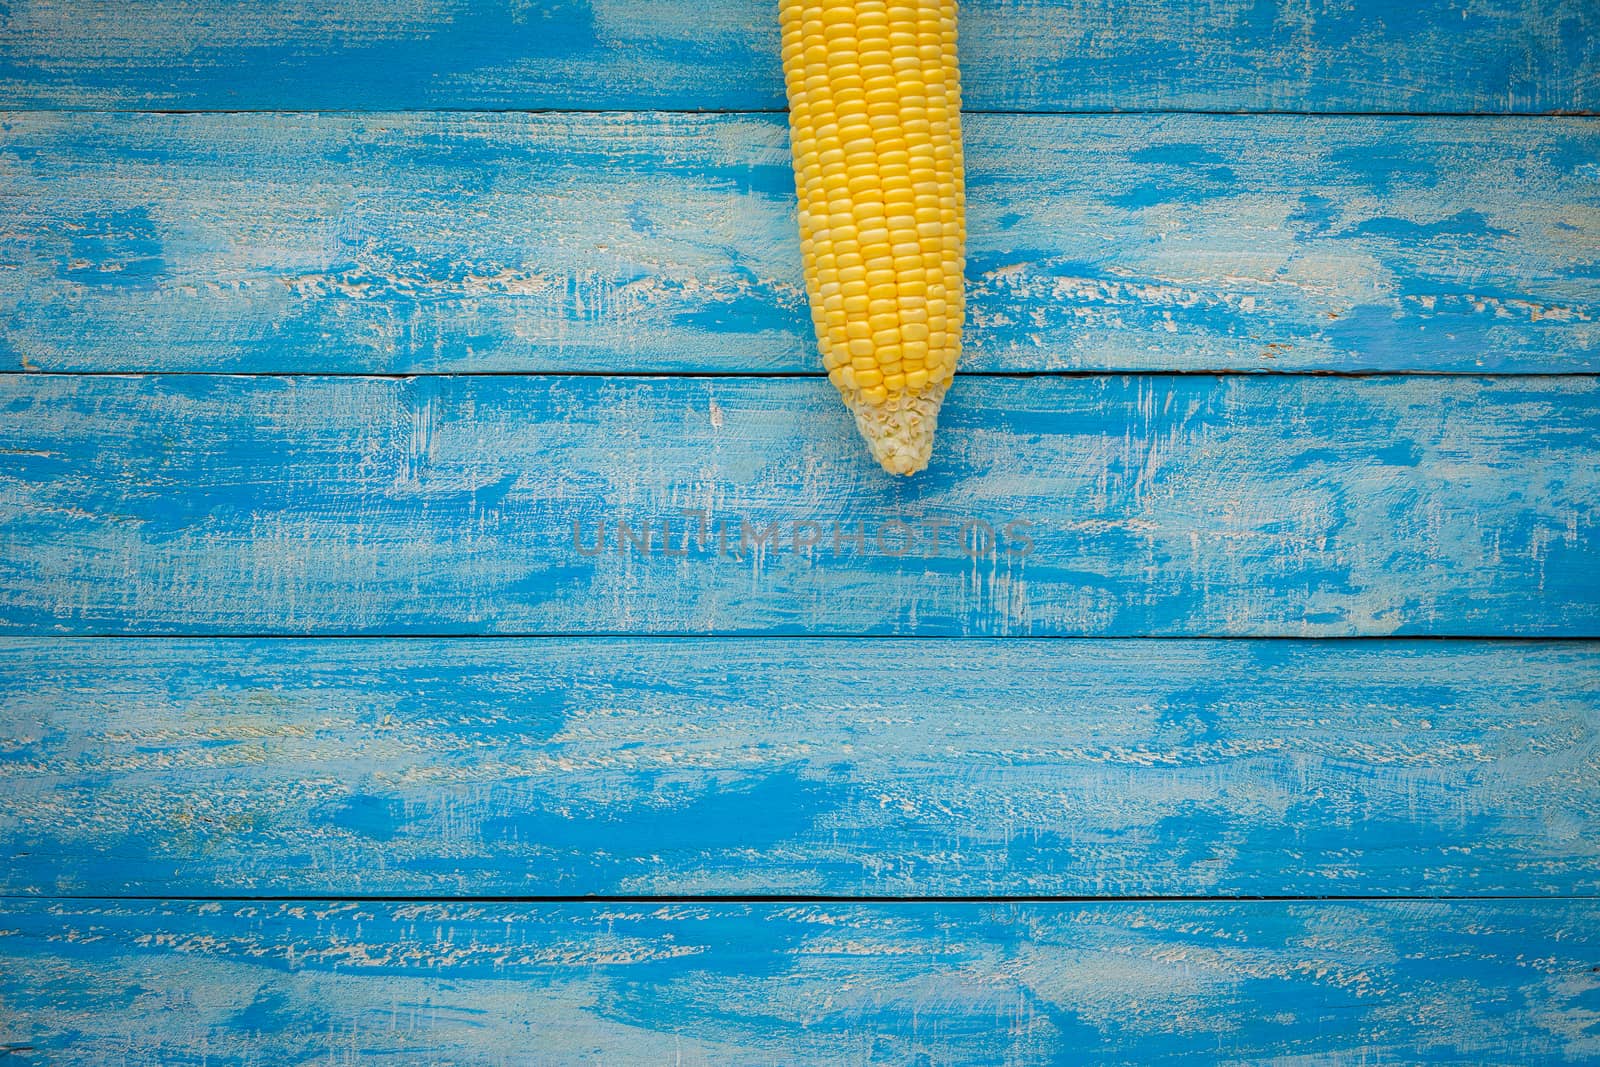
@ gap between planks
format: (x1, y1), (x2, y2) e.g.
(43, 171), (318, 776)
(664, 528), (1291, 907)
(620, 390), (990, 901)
(28, 633), (1600, 642)
(5, 107), (1597, 118)
(6, 370), (1600, 381)
(7, 893), (1597, 904)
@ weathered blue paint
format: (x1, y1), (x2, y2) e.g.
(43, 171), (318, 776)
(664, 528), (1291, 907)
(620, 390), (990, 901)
(2, 898), (1596, 1063)
(3, 2), (1597, 1060)
(0, 0), (1595, 112)
(2, 637), (1596, 898)
(2, 373), (1595, 637)
(3, 112), (1595, 374)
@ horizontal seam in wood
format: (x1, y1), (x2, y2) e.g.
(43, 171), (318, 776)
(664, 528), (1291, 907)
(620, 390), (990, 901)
(0, 107), (1595, 118)
(7, 633), (1600, 642)
(4, 893), (1596, 904)
(5, 370), (1600, 381)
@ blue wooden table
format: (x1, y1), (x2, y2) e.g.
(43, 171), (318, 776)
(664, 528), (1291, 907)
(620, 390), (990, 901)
(2, 2), (1598, 1062)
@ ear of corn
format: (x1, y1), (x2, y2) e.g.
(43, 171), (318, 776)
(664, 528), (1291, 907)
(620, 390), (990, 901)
(780, 0), (966, 475)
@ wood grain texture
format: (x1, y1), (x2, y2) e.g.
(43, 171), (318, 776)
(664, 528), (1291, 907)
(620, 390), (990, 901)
(2, 373), (1596, 638)
(1, 0), (1595, 113)
(3, 637), (1596, 898)
(3, 898), (1597, 1064)
(3, 111), (1596, 375)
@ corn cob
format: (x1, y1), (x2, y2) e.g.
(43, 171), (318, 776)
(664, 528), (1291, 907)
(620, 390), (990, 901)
(780, 0), (965, 475)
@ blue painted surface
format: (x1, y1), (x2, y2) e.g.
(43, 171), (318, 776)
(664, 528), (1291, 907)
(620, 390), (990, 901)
(2, 0), (1598, 1059)
(4, 112), (1595, 374)
(2, 374), (1596, 637)
(2, 637), (1596, 898)
(0, 0), (1595, 112)
(2, 899), (1597, 1063)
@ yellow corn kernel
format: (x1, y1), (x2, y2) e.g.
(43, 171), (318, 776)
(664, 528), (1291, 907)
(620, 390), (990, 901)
(780, 0), (964, 475)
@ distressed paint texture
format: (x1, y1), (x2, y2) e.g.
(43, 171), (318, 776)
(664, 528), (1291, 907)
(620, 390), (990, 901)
(3, 3), (1599, 1059)
(2, 112), (1597, 374)
(2, 899), (1598, 1064)
(0, 0), (1596, 112)
(2, 638), (1597, 898)
(1, 373), (1595, 637)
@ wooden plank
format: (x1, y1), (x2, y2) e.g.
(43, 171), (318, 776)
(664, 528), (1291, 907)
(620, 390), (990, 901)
(3, 637), (1596, 898)
(4, 112), (1596, 375)
(3, 373), (1596, 637)
(2, 898), (1596, 1062)
(1, 0), (1595, 113)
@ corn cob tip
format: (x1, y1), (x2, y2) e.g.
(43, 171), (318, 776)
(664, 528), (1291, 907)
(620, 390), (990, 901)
(845, 384), (949, 475)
